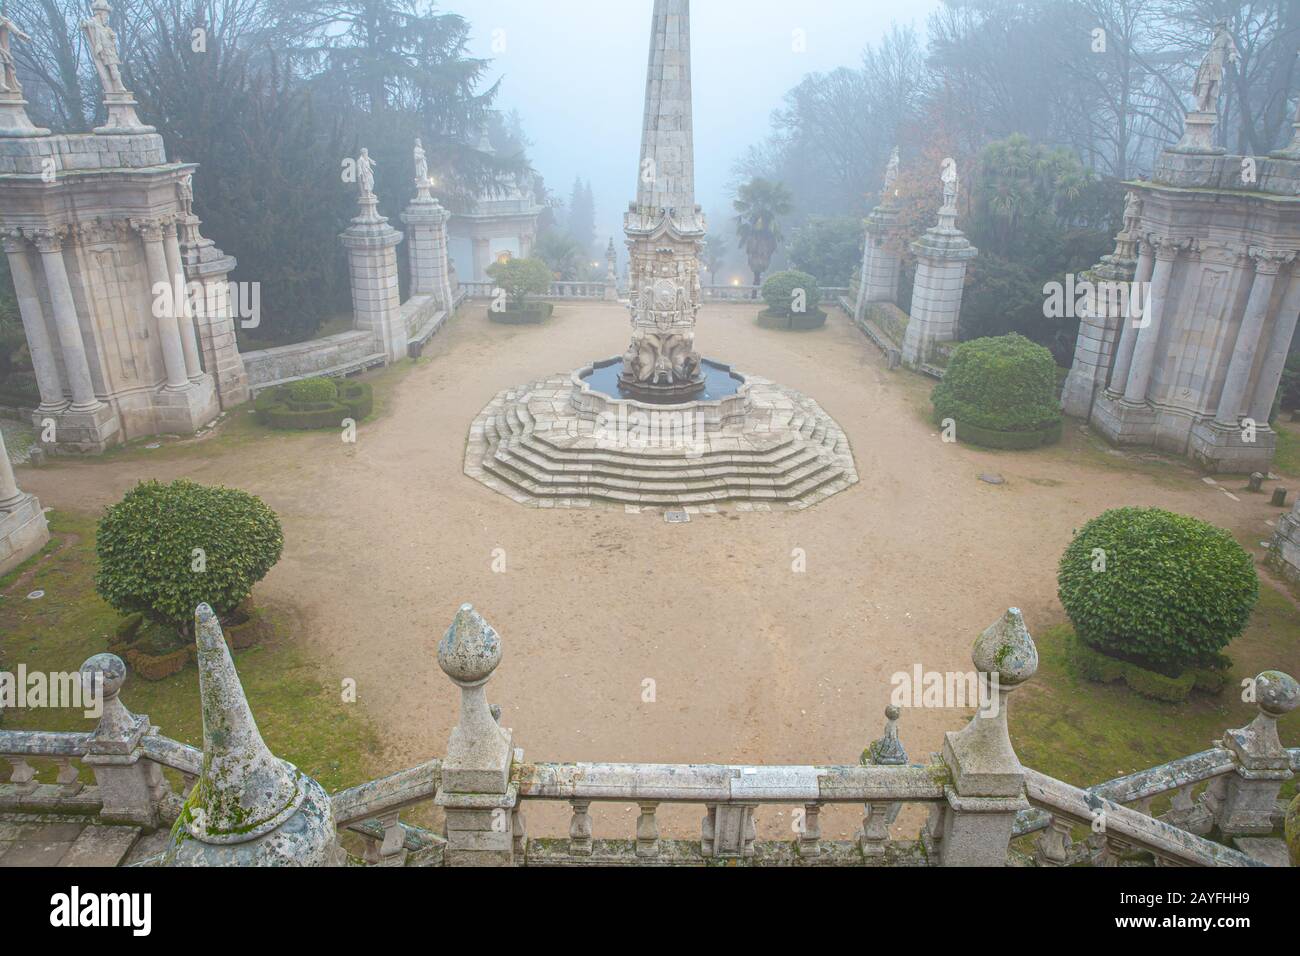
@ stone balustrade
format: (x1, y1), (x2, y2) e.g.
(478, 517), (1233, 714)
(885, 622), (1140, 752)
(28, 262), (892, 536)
(0, 605), (1296, 867)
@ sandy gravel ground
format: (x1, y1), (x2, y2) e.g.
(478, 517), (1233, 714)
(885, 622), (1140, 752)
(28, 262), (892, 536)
(15, 301), (1290, 840)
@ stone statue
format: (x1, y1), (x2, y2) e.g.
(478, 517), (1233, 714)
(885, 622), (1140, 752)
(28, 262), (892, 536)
(1194, 22), (1239, 114)
(357, 148), (376, 199)
(882, 146), (900, 197)
(0, 17), (32, 95)
(177, 172), (194, 218)
(82, 0), (127, 95)
(1122, 190), (1142, 236)
(413, 138), (428, 184)
(941, 157), (959, 210)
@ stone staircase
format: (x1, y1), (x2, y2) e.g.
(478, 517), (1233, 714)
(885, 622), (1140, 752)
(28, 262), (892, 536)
(465, 375), (858, 510)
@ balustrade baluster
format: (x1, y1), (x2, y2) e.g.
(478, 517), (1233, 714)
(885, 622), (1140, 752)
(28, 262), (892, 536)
(798, 802), (822, 858)
(569, 800), (593, 856)
(377, 811), (407, 866)
(636, 802), (660, 858)
(1034, 815), (1074, 866)
(860, 801), (892, 857)
(512, 806), (527, 857)
(54, 758), (83, 797)
(8, 757), (37, 795)
(701, 804), (716, 857)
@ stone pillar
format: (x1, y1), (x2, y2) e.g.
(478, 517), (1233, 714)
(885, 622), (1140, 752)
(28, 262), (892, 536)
(1268, 499), (1300, 585)
(164, 221), (203, 382)
(435, 605), (519, 867)
(1215, 251), (1289, 427)
(400, 193), (452, 310)
(1249, 267), (1300, 423)
(903, 206), (976, 368)
(1062, 233), (1143, 419)
(79, 654), (166, 828)
(1105, 241), (1155, 396)
(853, 219), (875, 322)
(1123, 238), (1182, 404)
(935, 609), (1037, 867)
(605, 237), (619, 300)
(2, 231), (66, 412)
(341, 193), (406, 364)
(0, 428), (49, 575)
(861, 205), (903, 308)
(1205, 671), (1298, 836)
(161, 606), (342, 865)
(133, 219), (190, 391)
(32, 229), (99, 409)
(179, 215), (250, 410)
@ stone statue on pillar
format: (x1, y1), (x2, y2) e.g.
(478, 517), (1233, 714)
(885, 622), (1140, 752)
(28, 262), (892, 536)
(357, 147), (377, 201)
(81, 0), (152, 134)
(0, 17), (32, 94)
(940, 157), (959, 212)
(882, 146), (900, 201)
(413, 138), (428, 185)
(0, 15), (46, 136)
(1194, 22), (1239, 114)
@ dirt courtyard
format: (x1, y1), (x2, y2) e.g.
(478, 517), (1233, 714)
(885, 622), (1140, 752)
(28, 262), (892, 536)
(15, 301), (1292, 834)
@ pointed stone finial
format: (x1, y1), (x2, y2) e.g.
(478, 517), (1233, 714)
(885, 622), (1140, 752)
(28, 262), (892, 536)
(941, 609), (1037, 797)
(863, 704), (908, 766)
(438, 604), (512, 794)
(163, 604), (340, 865)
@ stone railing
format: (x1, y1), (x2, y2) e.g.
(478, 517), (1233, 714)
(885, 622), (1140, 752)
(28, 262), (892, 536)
(460, 281), (610, 301)
(0, 607), (1295, 867)
(703, 286), (850, 305)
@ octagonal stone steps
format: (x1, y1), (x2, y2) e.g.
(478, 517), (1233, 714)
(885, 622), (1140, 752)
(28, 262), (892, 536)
(497, 438), (828, 483)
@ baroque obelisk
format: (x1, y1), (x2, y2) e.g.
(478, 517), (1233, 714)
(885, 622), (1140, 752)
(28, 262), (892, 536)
(619, 0), (708, 401)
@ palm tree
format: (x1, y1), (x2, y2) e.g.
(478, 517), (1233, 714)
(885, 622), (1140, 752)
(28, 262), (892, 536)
(701, 234), (729, 285)
(733, 178), (793, 295)
(534, 231), (584, 280)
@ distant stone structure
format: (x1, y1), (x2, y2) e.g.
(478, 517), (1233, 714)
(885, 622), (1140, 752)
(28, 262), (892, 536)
(0, 8), (245, 452)
(1269, 498), (1300, 585)
(0, 426), (47, 574)
(1064, 24), (1300, 474)
(447, 131), (542, 281)
(902, 159), (977, 368)
(854, 147), (905, 320)
(340, 150), (406, 366)
(2, 603), (1295, 866)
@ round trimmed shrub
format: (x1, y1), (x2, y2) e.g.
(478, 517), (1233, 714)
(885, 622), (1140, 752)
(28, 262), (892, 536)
(761, 270), (821, 317)
(931, 334), (1062, 448)
(254, 379), (373, 430)
(1058, 507), (1258, 674)
(96, 480), (284, 637)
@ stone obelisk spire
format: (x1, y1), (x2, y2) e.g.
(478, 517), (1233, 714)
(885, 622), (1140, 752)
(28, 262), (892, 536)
(620, 0), (707, 401)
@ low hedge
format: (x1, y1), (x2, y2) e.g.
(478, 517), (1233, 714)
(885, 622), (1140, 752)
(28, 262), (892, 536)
(1064, 629), (1230, 703)
(109, 605), (267, 680)
(255, 379), (373, 430)
(940, 416), (1063, 450)
(757, 307), (827, 331)
(488, 302), (554, 325)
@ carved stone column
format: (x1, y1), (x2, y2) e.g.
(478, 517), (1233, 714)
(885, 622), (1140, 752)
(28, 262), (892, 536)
(1250, 266), (1300, 423)
(32, 229), (99, 410)
(163, 220), (203, 382)
(1123, 238), (1182, 404)
(132, 218), (190, 391)
(2, 231), (65, 411)
(1215, 251), (1290, 427)
(1104, 240), (1154, 395)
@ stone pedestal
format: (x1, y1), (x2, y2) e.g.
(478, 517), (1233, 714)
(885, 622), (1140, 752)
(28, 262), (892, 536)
(341, 195), (406, 363)
(400, 191), (453, 311)
(1208, 672), (1298, 836)
(1061, 239), (1140, 421)
(903, 208), (976, 367)
(1268, 500), (1300, 585)
(93, 92), (154, 136)
(79, 654), (165, 829)
(0, 91), (48, 138)
(857, 205), (903, 319)
(1188, 418), (1277, 474)
(1171, 111), (1223, 155)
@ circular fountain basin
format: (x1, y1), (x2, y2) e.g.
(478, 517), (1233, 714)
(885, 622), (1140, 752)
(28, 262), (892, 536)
(571, 358), (751, 430)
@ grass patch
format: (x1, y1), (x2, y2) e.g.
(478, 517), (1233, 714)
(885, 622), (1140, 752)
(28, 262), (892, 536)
(1011, 584), (1300, 803)
(0, 511), (381, 795)
(1273, 418), (1300, 478)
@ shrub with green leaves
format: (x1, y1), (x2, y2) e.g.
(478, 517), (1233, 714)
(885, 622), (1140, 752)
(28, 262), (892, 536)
(486, 256), (553, 310)
(287, 376), (337, 405)
(761, 270), (820, 317)
(931, 333), (1062, 448)
(96, 480), (284, 635)
(1058, 507), (1258, 673)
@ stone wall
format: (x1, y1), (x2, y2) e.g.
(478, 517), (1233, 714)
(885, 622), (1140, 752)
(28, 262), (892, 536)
(241, 331), (384, 392)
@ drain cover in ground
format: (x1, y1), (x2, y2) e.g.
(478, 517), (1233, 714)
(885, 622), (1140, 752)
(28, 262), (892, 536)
(979, 474), (1005, 485)
(665, 511), (691, 524)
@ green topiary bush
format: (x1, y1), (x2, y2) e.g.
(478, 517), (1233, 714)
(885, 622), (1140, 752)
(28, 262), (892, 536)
(254, 379), (373, 430)
(287, 376), (337, 405)
(761, 270), (821, 317)
(931, 333), (1062, 448)
(96, 480), (284, 637)
(1058, 507), (1258, 674)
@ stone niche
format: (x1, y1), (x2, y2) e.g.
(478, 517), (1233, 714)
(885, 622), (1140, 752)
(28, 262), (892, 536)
(0, 131), (245, 452)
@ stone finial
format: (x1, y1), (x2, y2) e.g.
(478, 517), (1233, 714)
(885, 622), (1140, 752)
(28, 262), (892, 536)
(438, 604), (513, 794)
(80, 653), (145, 748)
(863, 704), (908, 766)
(163, 604), (340, 865)
(1225, 670), (1300, 767)
(941, 609), (1037, 798)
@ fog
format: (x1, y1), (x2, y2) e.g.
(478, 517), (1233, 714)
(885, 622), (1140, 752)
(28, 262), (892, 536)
(453, 0), (942, 244)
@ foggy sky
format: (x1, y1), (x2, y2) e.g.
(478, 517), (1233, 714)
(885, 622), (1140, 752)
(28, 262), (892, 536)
(451, 0), (942, 262)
